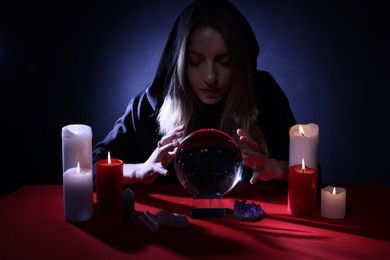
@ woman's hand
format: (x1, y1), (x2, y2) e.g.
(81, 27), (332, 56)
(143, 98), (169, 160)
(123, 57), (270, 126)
(123, 125), (185, 184)
(237, 128), (288, 184)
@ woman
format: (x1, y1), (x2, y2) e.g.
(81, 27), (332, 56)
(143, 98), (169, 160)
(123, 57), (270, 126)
(92, 0), (296, 186)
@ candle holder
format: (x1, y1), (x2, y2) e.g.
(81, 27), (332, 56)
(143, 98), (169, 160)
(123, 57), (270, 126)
(61, 124), (93, 222)
(175, 129), (243, 218)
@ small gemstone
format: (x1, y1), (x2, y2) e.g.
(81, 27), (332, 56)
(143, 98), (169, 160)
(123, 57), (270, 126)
(122, 188), (135, 224)
(234, 200), (266, 221)
(156, 211), (189, 228)
(139, 211), (160, 231)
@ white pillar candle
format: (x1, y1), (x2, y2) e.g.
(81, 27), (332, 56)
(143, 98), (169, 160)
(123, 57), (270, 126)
(62, 124), (92, 171)
(289, 123), (319, 170)
(61, 124), (93, 222)
(321, 185), (346, 219)
(63, 164), (93, 222)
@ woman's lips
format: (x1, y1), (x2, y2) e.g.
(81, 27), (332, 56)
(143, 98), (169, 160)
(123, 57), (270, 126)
(200, 88), (223, 98)
(200, 88), (223, 94)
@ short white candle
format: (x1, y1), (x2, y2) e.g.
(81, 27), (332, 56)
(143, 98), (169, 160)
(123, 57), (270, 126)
(63, 163), (93, 222)
(289, 123), (319, 170)
(321, 185), (346, 219)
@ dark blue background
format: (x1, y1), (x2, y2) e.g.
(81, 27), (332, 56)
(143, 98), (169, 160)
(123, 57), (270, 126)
(1, 1), (388, 197)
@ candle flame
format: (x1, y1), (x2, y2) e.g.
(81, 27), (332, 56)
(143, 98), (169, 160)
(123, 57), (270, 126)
(299, 125), (305, 136)
(301, 158), (305, 173)
(108, 151), (112, 166)
(332, 187), (336, 195)
(77, 162), (80, 174)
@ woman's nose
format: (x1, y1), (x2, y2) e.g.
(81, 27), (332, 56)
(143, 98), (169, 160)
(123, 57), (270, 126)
(204, 63), (217, 87)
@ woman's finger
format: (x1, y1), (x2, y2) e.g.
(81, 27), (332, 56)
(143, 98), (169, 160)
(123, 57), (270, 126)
(250, 171), (260, 184)
(237, 128), (258, 151)
(159, 125), (185, 147)
(151, 164), (168, 176)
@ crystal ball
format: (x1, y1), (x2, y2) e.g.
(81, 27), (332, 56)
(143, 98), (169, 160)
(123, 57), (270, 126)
(175, 128), (244, 198)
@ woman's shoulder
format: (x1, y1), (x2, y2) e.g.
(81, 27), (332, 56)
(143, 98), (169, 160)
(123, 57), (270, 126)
(254, 70), (277, 85)
(124, 83), (159, 111)
(253, 70), (283, 95)
(253, 70), (292, 110)
(120, 84), (158, 122)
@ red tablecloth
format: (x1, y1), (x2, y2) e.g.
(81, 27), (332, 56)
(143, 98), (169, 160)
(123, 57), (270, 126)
(0, 183), (389, 259)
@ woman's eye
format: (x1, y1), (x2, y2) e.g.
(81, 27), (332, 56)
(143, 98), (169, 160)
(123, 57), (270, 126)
(219, 60), (230, 66)
(187, 60), (202, 66)
(218, 58), (230, 66)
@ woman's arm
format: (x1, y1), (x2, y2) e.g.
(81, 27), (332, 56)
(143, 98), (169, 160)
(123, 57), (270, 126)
(122, 125), (184, 184)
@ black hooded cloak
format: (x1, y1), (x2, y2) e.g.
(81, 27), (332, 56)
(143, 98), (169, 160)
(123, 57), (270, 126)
(92, 0), (297, 184)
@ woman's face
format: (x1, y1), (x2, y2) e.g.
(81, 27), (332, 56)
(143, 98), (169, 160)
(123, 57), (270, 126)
(186, 27), (232, 105)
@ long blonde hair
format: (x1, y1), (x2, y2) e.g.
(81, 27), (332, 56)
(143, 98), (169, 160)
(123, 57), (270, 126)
(157, 2), (268, 156)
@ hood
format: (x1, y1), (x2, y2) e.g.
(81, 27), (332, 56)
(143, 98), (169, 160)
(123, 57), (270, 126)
(147, 0), (259, 110)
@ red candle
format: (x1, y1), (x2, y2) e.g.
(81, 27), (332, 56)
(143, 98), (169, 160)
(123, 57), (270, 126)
(96, 152), (123, 213)
(287, 159), (318, 215)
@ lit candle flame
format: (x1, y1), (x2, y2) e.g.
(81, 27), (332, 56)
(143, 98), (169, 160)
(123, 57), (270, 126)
(108, 151), (111, 166)
(332, 187), (336, 195)
(299, 125), (305, 136)
(301, 158), (305, 173)
(77, 162), (80, 174)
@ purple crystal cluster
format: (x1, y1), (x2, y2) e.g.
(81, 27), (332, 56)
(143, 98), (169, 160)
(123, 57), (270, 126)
(234, 200), (266, 221)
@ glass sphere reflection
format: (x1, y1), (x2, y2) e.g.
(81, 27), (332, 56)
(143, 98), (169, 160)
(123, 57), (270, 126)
(175, 129), (243, 198)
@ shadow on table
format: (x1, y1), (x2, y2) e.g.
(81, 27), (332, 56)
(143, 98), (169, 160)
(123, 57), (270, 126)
(73, 183), (390, 258)
(72, 209), (249, 258)
(232, 182), (390, 242)
(265, 204), (389, 242)
(71, 184), (248, 258)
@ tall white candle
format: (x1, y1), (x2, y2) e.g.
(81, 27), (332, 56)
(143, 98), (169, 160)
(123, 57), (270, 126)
(63, 164), (93, 222)
(289, 123), (319, 169)
(321, 186), (346, 219)
(62, 124), (93, 222)
(62, 124), (92, 171)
